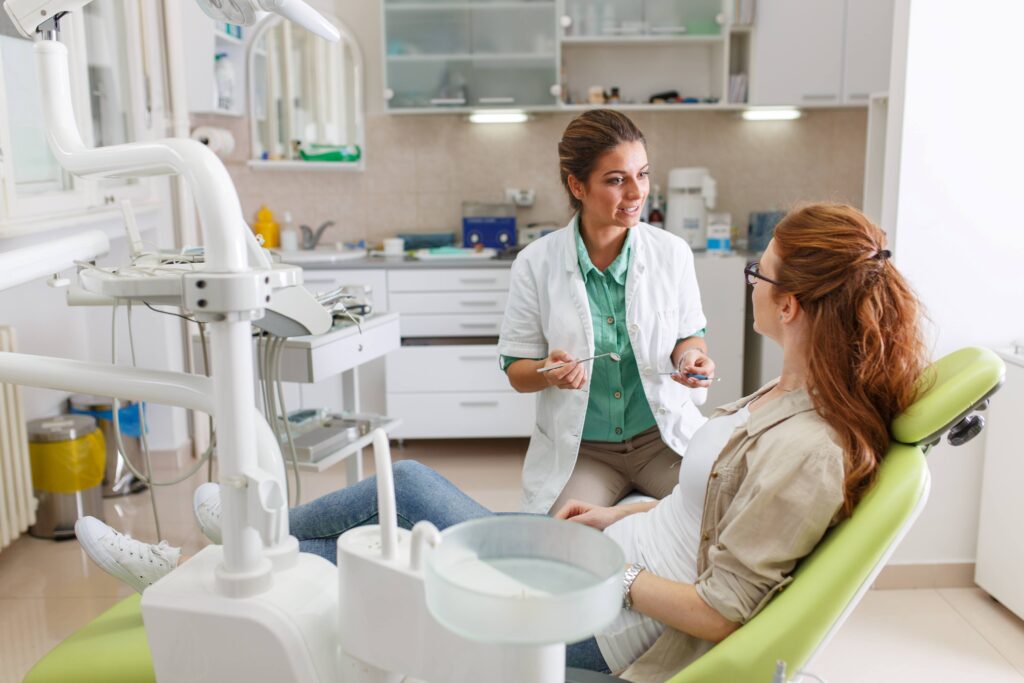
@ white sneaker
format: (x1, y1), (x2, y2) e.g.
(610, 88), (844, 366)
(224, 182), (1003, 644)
(74, 516), (180, 594)
(193, 482), (223, 545)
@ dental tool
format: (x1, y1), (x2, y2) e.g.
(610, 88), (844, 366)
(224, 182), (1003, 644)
(659, 372), (724, 381)
(536, 351), (621, 373)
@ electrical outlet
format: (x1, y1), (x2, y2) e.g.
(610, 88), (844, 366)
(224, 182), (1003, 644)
(504, 187), (536, 207)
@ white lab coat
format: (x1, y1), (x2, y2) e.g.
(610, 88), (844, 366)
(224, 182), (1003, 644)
(499, 218), (709, 513)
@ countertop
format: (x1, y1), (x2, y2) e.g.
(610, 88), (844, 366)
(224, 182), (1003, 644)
(292, 251), (751, 270)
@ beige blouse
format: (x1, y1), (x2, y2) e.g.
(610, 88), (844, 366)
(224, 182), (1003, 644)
(619, 380), (846, 683)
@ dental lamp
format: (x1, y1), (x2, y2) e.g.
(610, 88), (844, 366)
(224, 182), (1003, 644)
(0, 0), (623, 680)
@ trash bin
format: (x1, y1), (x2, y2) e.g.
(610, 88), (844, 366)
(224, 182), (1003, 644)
(69, 395), (148, 498)
(28, 414), (106, 540)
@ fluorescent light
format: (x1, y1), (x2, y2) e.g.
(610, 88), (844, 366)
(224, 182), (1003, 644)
(741, 108), (802, 121)
(468, 110), (529, 124)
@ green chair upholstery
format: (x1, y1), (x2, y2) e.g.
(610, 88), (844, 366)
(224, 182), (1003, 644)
(568, 347), (1004, 682)
(23, 593), (154, 683)
(28, 348), (1005, 683)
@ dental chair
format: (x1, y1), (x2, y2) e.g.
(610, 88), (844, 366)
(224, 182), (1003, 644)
(24, 347), (1004, 683)
(568, 346), (1005, 683)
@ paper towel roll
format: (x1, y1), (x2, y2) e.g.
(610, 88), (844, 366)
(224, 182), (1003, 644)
(191, 126), (236, 157)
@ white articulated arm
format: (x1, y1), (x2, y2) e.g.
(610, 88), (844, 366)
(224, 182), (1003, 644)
(33, 39), (268, 272)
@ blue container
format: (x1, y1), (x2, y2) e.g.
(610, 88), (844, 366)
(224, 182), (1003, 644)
(463, 216), (517, 249)
(748, 211), (787, 253)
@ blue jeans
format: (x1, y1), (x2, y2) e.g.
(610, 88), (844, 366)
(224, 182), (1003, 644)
(288, 459), (611, 674)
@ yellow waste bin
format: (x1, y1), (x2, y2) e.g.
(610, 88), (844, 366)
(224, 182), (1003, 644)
(28, 415), (106, 540)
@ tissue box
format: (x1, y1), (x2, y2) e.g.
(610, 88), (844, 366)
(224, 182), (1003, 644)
(462, 202), (516, 249)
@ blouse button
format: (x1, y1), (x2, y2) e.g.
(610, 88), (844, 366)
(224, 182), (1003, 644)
(710, 471), (719, 479)
(702, 533), (710, 542)
(606, 316), (614, 325)
(614, 427), (623, 435)
(613, 391), (622, 399)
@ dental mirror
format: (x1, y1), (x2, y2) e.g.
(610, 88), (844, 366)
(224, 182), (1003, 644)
(537, 351), (621, 373)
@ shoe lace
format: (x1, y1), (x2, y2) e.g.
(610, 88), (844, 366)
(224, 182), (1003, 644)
(111, 531), (171, 566)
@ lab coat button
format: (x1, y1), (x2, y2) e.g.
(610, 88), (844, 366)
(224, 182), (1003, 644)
(643, 367), (653, 377)
(658, 407), (667, 415)
(629, 323), (639, 333)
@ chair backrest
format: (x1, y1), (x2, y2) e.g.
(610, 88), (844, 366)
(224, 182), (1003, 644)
(668, 347), (1005, 683)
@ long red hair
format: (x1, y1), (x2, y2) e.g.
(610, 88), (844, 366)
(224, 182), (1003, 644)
(772, 204), (928, 517)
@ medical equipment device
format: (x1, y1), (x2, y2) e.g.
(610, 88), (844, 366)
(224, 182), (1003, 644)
(537, 351), (622, 373)
(665, 167), (717, 250)
(2, 1), (628, 681)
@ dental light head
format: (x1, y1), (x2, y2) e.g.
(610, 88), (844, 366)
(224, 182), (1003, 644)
(3, 0), (340, 42)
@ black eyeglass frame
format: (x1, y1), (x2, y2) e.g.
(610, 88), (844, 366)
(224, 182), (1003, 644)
(744, 261), (782, 287)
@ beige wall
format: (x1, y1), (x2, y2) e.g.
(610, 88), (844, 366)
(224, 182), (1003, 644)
(197, 0), (868, 246)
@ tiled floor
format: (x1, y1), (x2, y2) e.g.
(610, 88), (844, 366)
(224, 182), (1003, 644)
(2, 438), (1023, 683)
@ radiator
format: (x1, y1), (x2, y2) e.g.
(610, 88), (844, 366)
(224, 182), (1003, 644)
(0, 327), (36, 552)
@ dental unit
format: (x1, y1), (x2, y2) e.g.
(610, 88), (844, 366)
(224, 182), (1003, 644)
(0, 0), (625, 681)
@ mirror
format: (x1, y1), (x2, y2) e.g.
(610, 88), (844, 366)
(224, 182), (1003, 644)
(247, 15), (365, 170)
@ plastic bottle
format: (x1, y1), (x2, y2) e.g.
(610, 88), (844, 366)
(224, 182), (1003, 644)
(648, 185), (665, 229)
(214, 53), (235, 111)
(253, 205), (280, 248)
(280, 210), (299, 251)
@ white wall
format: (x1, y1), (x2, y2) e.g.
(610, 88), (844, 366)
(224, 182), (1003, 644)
(885, 0), (1024, 563)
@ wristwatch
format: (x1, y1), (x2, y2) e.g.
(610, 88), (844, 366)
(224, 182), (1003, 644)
(622, 563), (646, 611)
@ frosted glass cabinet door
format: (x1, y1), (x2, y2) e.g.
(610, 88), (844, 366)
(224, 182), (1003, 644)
(383, 0), (558, 110)
(645, 0), (723, 36)
(748, 0), (844, 106)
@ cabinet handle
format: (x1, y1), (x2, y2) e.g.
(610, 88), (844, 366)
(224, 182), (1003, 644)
(459, 322), (497, 330)
(460, 300), (499, 307)
(460, 401), (500, 408)
(459, 277), (498, 284)
(478, 97), (515, 105)
(458, 355), (495, 361)
(801, 94), (837, 101)
(430, 97), (467, 105)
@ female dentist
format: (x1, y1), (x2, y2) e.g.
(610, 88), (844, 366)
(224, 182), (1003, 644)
(499, 109), (715, 514)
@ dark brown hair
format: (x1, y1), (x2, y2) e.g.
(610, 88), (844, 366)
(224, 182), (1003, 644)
(558, 109), (646, 212)
(772, 203), (929, 517)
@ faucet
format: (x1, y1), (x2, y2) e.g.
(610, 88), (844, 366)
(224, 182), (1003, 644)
(299, 221), (335, 250)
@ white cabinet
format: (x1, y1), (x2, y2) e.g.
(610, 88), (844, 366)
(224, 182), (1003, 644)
(385, 266), (535, 439)
(179, 1), (247, 116)
(749, 0), (894, 106)
(975, 350), (1024, 620)
(693, 254), (746, 411)
(748, 0), (845, 106)
(842, 0), (895, 104)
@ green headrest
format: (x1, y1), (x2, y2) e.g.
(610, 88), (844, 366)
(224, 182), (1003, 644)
(891, 347), (1005, 445)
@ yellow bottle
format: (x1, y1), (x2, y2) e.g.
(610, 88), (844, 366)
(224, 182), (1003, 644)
(253, 205), (280, 248)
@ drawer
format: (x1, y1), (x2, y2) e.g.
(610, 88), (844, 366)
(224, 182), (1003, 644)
(388, 268), (510, 293)
(300, 269), (389, 310)
(386, 345), (508, 393)
(390, 291), (508, 315)
(387, 391), (535, 439)
(399, 314), (503, 338)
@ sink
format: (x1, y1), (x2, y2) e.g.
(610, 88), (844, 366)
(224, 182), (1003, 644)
(424, 516), (623, 645)
(273, 247), (367, 266)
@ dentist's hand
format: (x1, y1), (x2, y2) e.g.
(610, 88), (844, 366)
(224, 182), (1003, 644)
(555, 499), (625, 531)
(542, 349), (587, 390)
(672, 348), (716, 389)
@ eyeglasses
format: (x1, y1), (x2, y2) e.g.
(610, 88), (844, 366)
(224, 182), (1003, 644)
(744, 261), (782, 287)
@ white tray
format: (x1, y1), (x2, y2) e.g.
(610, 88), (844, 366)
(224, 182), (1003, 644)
(413, 248), (497, 260)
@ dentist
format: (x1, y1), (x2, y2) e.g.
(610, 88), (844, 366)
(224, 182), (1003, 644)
(499, 110), (715, 514)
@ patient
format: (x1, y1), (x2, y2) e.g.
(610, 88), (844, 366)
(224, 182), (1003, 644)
(76, 203), (927, 680)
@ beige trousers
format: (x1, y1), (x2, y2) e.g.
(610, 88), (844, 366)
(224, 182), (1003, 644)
(548, 426), (682, 514)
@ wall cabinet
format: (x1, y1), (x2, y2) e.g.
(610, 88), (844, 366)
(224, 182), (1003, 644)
(379, 0), (893, 113)
(179, 1), (247, 116)
(748, 0), (895, 106)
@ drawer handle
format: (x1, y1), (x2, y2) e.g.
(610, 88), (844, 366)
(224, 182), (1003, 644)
(459, 278), (498, 284)
(458, 355), (494, 361)
(459, 323), (496, 330)
(430, 97), (466, 106)
(460, 401), (500, 408)
(460, 300), (499, 307)
(801, 93), (837, 101)
(478, 97), (515, 105)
